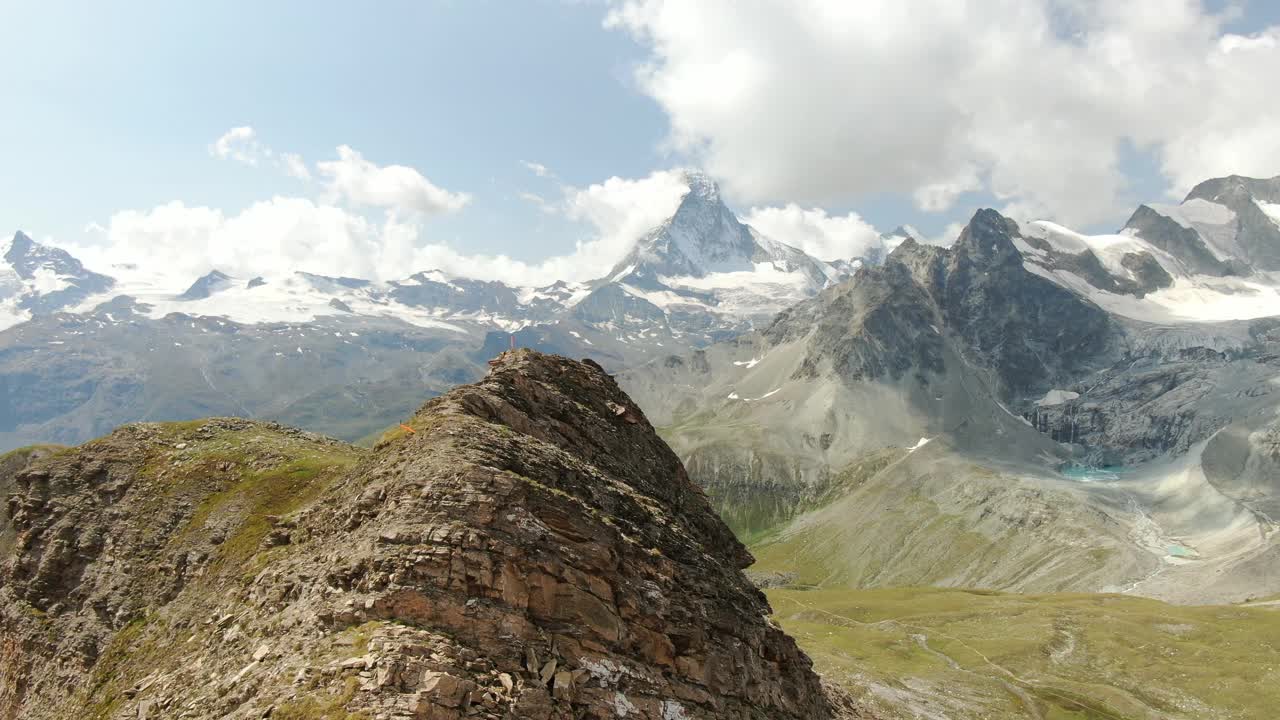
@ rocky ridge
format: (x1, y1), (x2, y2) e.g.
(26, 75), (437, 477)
(0, 350), (862, 719)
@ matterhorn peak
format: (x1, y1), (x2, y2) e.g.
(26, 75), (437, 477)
(678, 168), (721, 202)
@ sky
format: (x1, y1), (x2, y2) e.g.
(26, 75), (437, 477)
(3, 0), (1280, 286)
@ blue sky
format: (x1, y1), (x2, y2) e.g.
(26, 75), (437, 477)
(1, 1), (670, 262)
(4, 1), (1280, 284)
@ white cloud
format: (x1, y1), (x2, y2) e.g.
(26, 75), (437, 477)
(607, 0), (1280, 227)
(744, 204), (882, 260)
(69, 171), (691, 287)
(71, 199), (394, 284)
(317, 145), (470, 215)
(561, 170), (690, 257)
(1158, 26), (1280, 194)
(209, 126), (266, 166)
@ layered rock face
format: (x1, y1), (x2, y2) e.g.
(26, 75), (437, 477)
(0, 350), (852, 719)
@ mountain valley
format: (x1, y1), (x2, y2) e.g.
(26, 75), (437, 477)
(7, 173), (1280, 718)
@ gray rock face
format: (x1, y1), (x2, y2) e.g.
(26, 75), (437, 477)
(1122, 204), (1241, 276)
(1021, 233), (1173, 297)
(622, 197), (1280, 578)
(762, 209), (1120, 399)
(942, 211), (1121, 396)
(764, 259), (947, 386)
(1202, 414), (1280, 521)
(1028, 319), (1280, 466)
(1186, 175), (1280, 271)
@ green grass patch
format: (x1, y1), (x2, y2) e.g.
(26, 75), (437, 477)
(178, 452), (359, 577)
(82, 616), (154, 720)
(769, 586), (1280, 720)
(273, 677), (370, 720)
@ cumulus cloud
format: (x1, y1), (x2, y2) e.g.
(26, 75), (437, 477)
(316, 145), (471, 215)
(744, 204), (882, 261)
(70, 199), (392, 284)
(70, 171), (691, 287)
(560, 170), (690, 259)
(607, 0), (1280, 227)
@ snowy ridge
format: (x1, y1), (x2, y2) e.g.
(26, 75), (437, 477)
(1, 173), (868, 350)
(1017, 175), (1280, 323)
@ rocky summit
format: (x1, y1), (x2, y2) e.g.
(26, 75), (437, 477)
(0, 349), (860, 720)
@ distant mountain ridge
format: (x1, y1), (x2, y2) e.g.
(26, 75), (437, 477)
(0, 172), (861, 337)
(0, 171), (872, 450)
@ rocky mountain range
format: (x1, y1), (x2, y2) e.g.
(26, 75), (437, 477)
(0, 171), (870, 452)
(622, 173), (1280, 606)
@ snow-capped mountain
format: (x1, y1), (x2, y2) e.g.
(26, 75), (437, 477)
(0, 231), (115, 330)
(495, 171), (867, 366)
(607, 171), (835, 286)
(1016, 174), (1280, 322)
(0, 171), (866, 450)
(1, 173), (855, 343)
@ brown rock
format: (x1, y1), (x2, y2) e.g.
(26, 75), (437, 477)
(0, 352), (862, 720)
(419, 671), (476, 709)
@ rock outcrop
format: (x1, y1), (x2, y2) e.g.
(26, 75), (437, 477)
(0, 350), (858, 719)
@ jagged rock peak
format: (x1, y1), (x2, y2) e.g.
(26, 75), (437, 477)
(4, 230), (100, 280)
(952, 208), (1021, 260)
(421, 348), (750, 560)
(0, 350), (855, 719)
(4, 230), (34, 256)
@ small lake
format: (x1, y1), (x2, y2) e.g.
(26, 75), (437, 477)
(1059, 464), (1130, 483)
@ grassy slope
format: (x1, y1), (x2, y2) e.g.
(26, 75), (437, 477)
(61, 420), (365, 718)
(767, 586), (1280, 720)
(735, 450), (1280, 718)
